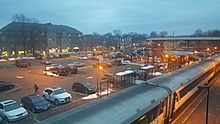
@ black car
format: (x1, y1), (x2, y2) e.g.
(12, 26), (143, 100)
(21, 95), (50, 113)
(72, 82), (96, 94)
(51, 67), (67, 76)
(0, 81), (14, 92)
(111, 60), (124, 66)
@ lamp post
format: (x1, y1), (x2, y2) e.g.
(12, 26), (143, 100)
(198, 85), (209, 124)
(165, 54), (169, 72)
(96, 66), (103, 97)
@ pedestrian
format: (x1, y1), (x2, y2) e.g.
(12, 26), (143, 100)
(34, 84), (39, 95)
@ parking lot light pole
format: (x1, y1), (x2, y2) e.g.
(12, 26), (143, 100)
(96, 66), (103, 97)
(99, 66), (103, 98)
(198, 85), (209, 124)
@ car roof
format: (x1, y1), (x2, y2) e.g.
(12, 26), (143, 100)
(45, 86), (62, 91)
(27, 95), (42, 99)
(78, 82), (92, 85)
(0, 100), (16, 106)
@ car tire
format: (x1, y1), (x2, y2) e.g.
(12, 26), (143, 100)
(5, 116), (9, 122)
(9, 85), (14, 89)
(55, 99), (59, 105)
(73, 87), (76, 91)
(32, 108), (36, 113)
(43, 95), (46, 99)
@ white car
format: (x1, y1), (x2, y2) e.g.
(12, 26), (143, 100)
(71, 62), (85, 67)
(42, 87), (72, 105)
(0, 100), (28, 122)
(51, 63), (62, 67)
(79, 56), (88, 60)
(41, 59), (52, 65)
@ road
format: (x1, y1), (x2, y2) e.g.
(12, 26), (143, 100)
(172, 75), (220, 124)
(0, 57), (141, 124)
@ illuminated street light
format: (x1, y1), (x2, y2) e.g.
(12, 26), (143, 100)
(207, 48), (210, 51)
(165, 54), (169, 72)
(96, 66), (103, 98)
(214, 47), (217, 50)
(99, 66), (103, 70)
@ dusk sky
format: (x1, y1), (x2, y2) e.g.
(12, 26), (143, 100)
(0, 0), (219, 35)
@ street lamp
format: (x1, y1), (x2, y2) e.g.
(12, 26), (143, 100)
(165, 54), (169, 72)
(198, 85), (209, 124)
(96, 66), (103, 97)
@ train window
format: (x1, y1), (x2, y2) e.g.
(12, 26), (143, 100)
(132, 114), (149, 124)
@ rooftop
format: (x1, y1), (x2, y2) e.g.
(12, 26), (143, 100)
(147, 37), (220, 41)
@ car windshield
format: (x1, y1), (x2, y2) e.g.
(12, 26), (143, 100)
(31, 97), (45, 103)
(54, 89), (65, 95)
(4, 103), (20, 112)
(82, 82), (92, 87)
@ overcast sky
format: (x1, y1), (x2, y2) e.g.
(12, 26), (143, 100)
(0, 0), (219, 35)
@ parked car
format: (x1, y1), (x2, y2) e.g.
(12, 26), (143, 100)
(121, 60), (131, 64)
(93, 62), (112, 69)
(0, 116), (2, 124)
(43, 66), (67, 76)
(46, 54), (54, 59)
(111, 60), (124, 66)
(71, 62), (85, 67)
(42, 87), (72, 105)
(51, 63), (62, 67)
(65, 64), (78, 74)
(15, 60), (28, 67)
(21, 95), (50, 113)
(0, 100), (28, 122)
(101, 73), (115, 83)
(52, 67), (67, 76)
(0, 81), (14, 92)
(79, 56), (88, 60)
(72, 82), (96, 94)
(40, 59), (52, 65)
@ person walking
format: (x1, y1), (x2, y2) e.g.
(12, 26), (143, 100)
(34, 84), (39, 95)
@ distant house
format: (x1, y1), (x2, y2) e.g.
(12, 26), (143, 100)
(0, 22), (82, 56)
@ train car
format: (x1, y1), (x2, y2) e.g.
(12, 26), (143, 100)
(41, 84), (169, 124)
(147, 55), (220, 118)
(40, 55), (220, 124)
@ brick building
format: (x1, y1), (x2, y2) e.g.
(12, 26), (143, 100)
(0, 22), (82, 56)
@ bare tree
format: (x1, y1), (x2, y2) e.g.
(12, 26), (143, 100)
(160, 31), (168, 37)
(11, 14), (39, 56)
(194, 29), (203, 37)
(112, 30), (122, 36)
(149, 31), (158, 38)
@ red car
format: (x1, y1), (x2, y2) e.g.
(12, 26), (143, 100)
(15, 60), (28, 67)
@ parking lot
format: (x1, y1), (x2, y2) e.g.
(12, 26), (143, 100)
(0, 56), (142, 123)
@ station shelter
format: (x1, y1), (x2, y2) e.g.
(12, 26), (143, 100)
(115, 70), (137, 88)
(138, 65), (154, 81)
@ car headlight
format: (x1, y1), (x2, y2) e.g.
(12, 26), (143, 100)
(8, 114), (16, 118)
(24, 111), (28, 115)
(35, 106), (41, 109)
(59, 98), (64, 100)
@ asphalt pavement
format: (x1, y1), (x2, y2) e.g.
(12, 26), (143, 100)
(0, 57), (141, 124)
